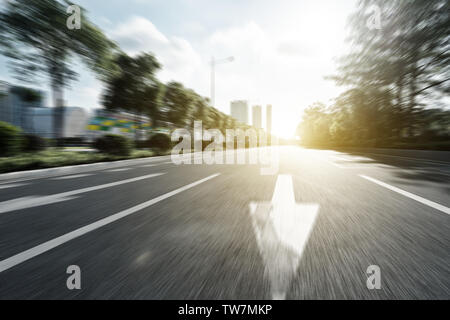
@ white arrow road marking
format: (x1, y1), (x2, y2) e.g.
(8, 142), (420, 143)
(0, 173), (164, 215)
(0, 183), (28, 190)
(0, 173), (220, 273)
(250, 175), (319, 300)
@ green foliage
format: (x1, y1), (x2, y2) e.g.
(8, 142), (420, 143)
(0, 149), (156, 174)
(0, 0), (116, 88)
(102, 52), (163, 131)
(164, 82), (196, 128)
(148, 133), (172, 151)
(0, 121), (23, 156)
(93, 134), (133, 156)
(0, 0), (116, 138)
(300, 0), (450, 150)
(22, 134), (47, 152)
(10, 86), (42, 103)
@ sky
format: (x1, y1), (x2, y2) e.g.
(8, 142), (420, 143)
(0, 0), (358, 138)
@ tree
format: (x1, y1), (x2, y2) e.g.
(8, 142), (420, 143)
(191, 94), (210, 128)
(163, 82), (195, 129)
(102, 52), (163, 139)
(321, 0), (450, 148)
(0, 0), (116, 139)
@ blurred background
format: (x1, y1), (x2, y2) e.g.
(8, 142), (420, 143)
(0, 0), (449, 301)
(0, 0), (448, 169)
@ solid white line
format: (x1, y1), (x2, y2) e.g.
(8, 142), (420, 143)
(0, 173), (220, 273)
(0, 183), (28, 190)
(0, 173), (165, 214)
(52, 174), (93, 180)
(360, 175), (450, 215)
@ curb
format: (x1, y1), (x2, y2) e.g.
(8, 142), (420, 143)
(0, 155), (172, 184)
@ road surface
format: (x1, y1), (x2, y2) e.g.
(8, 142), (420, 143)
(0, 146), (449, 299)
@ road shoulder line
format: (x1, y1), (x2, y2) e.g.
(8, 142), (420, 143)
(359, 174), (450, 215)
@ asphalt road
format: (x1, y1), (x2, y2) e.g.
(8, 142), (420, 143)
(0, 146), (449, 299)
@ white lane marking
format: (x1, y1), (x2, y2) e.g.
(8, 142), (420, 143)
(0, 196), (80, 213)
(332, 156), (353, 162)
(0, 173), (164, 214)
(250, 175), (319, 300)
(360, 175), (450, 215)
(0, 173), (220, 273)
(52, 174), (92, 180)
(107, 168), (131, 172)
(326, 158), (394, 170)
(140, 161), (174, 168)
(0, 183), (28, 190)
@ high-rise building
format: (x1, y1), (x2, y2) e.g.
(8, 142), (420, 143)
(252, 105), (262, 129)
(230, 100), (249, 124)
(266, 104), (272, 133)
(0, 81), (45, 131)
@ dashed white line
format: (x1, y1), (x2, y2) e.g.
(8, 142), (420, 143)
(332, 156), (353, 162)
(0, 173), (220, 273)
(140, 161), (174, 168)
(0, 183), (28, 190)
(107, 168), (132, 172)
(360, 175), (450, 215)
(0, 173), (165, 214)
(52, 174), (93, 180)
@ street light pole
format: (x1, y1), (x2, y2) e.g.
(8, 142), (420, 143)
(210, 56), (234, 107)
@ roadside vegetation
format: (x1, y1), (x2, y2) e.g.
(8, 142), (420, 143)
(0, 0), (261, 175)
(0, 121), (173, 174)
(298, 1), (450, 150)
(0, 149), (159, 174)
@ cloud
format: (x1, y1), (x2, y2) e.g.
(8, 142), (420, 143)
(277, 41), (314, 57)
(110, 16), (169, 54)
(109, 16), (203, 87)
(105, 14), (350, 137)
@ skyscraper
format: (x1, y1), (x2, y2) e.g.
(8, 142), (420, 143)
(252, 105), (262, 129)
(230, 100), (249, 124)
(266, 104), (272, 134)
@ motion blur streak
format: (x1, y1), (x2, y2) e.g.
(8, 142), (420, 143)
(0, 147), (448, 299)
